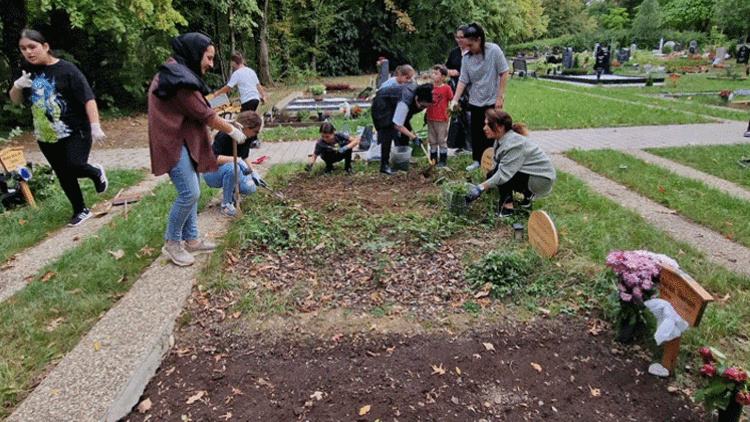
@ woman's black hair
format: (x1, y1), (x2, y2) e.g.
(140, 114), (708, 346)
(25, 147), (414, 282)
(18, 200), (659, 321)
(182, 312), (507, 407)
(20, 29), (47, 44)
(320, 121), (335, 134)
(456, 24), (469, 35)
(463, 22), (486, 55)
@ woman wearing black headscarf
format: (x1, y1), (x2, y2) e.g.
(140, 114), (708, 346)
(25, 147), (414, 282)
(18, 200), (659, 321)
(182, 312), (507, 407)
(148, 33), (247, 266)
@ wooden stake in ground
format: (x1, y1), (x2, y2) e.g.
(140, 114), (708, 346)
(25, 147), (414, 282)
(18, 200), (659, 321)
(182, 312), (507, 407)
(232, 139), (242, 217)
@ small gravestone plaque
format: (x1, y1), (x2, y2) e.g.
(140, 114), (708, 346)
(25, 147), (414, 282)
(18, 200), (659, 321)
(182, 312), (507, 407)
(675, 41), (682, 52)
(688, 40), (697, 54)
(738, 45), (750, 64)
(616, 48), (630, 63)
(562, 47), (574, 69)
(715, 47), (727, 65)
(664, 41), (675, 50)
(376, 59), (389, 88)
(631, 43), (637, 52)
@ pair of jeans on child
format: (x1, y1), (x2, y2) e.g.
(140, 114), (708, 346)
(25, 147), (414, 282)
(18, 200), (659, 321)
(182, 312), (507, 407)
(166, 146), (256, 242)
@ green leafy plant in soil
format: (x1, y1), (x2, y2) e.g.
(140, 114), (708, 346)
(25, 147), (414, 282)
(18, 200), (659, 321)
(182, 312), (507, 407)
(0, 169), (146, 263)
(0, 181), (217, 418)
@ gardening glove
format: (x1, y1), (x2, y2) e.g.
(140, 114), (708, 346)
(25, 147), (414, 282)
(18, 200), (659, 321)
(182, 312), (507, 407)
(90, 123), (106, 146)
(250, 170), (265, 187)
(238, 161), (251, 175)
(412, 136), (422, 147)
(465, 183), (485, 203)
(304, 163), (313, 172)
(228, 126), (247, 144)
(338, 146), (348, 154)
(14, 71), (32, 90)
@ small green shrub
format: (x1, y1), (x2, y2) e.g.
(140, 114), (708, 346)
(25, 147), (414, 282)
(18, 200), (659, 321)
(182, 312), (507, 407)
(309, 85), (326, 96)
(662, 46), (673, 55)
(296, 110), (310, 122)
(464, 251), (533, 298)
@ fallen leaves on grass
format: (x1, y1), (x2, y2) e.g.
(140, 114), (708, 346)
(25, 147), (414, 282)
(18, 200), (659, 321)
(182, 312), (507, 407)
(108, 249), (125, 260)
(39, 270), (55, 282)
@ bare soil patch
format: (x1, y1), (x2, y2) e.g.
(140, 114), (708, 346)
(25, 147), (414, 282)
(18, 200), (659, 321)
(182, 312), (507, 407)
(121, 167), (705, 422)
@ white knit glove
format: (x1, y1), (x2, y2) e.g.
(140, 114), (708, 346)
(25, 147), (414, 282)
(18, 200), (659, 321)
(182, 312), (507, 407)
(14, 71), (32, 90)
(91, 123), (106, 145)
(228, 126), (247, 144)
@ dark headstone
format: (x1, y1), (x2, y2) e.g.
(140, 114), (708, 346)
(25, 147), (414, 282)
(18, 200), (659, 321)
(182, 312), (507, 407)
(562, 47), (574, 69)
(688, 40), (697, 55)
(376, 59), (389, 88)
(616, 48), (630, 63)
(738, 45), (750, 65)
(675, 42), (682, 52)
(594, 45), (611, 74)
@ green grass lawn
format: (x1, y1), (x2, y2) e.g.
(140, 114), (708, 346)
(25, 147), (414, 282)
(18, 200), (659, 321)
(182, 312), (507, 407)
(0, 181), (218, 418)
(647, 144), (750, 189)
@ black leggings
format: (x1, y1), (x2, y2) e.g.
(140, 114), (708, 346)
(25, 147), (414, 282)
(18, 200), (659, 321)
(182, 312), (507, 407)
(241, 99), (260, 111)
(497, 171), (533, 207)
(469, 104), (493, 163)
(321, 149), (352, 170)
(37, 130), (98, 214)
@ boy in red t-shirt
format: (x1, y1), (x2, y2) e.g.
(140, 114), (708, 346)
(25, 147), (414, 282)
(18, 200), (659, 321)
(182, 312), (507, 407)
(426, 64), (454, 167)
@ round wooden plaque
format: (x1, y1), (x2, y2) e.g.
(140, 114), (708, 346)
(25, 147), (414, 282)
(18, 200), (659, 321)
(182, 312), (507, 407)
(528, 210), (558, 258)
(481, 148), (493, 177)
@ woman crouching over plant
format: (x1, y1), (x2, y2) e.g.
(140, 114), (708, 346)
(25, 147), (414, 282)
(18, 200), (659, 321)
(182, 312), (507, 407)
(465, 109), (556, 217)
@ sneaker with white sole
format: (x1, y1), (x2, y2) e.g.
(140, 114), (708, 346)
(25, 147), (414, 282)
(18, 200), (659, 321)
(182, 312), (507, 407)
(93, 163), (108, 193)
(221, 202), (236, 217)
(68, 208), (92, 227)
(744, 130), (750, 138)
(466, 161), (480, 171)
(162, 242), (195, 266)
(498, 206), (517, 218)
(184, 239), (216, 254)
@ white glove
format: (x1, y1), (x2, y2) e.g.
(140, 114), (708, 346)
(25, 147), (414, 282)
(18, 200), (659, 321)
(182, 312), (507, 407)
(14, 71), (32, 90)
(449, 100), (457, 109)
(228, 126), (247, 144)
(90, 123), (106, 145)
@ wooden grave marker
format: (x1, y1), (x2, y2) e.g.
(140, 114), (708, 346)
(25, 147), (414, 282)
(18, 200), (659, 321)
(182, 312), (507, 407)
(527, 210), (558, 258)
(657, 265), (714, 372)
(0, 146), (36, 208)
(480, 148), (493, 177)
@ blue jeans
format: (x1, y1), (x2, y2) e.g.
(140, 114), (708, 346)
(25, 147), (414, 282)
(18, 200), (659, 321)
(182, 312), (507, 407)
(202, 162), (257, 205)
(165, 146), (200, 243)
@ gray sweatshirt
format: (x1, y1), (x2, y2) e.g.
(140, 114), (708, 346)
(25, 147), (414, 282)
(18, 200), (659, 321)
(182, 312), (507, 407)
(484, 130), (556, 197)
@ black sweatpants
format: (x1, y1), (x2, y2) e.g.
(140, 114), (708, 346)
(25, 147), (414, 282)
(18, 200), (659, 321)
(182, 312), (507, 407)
(497, 171), (533, 207)
(469, 104), (493, 164)
(37, 130), (98, 214)
(241, 99), (260, 111)
(321, 149), (352, 170)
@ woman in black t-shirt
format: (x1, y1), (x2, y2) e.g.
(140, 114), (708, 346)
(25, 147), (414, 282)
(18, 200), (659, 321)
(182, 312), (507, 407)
(202, 111), (262, 217)
(8, 29), (108, 227)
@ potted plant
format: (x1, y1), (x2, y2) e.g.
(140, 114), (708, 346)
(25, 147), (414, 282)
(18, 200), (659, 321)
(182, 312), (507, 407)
(310, 85), (326, 101)
(695, 347), (749, 422)
(315, 107), (324, 122)
(442, 181), (470, 215)
(605, 249), (663, 342)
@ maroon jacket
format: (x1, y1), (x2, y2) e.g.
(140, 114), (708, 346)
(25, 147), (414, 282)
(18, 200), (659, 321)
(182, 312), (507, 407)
(147, 62), (218, 176)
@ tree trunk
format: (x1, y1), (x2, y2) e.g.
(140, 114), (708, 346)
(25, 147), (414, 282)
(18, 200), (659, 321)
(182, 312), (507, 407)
(257, 0), (274, 87)
(2, 0), (27, 84)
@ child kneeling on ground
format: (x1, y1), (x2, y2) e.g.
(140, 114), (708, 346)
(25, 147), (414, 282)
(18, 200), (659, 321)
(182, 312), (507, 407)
(305, 121), (360, 174)
(202, 111), (262, 216)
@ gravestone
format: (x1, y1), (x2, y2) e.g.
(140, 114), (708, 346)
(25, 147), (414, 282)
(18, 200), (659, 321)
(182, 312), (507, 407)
(738, 45), (750, 64)
(376, 59), (389, 89)
(688, 40), (698, 54)
(542, 46), (550, 56)
(675, 41), (683, 52)
(534, 46), (540, 58)
(616, 48), (630, 64)
(631, 43), (637, 52)
(664, 41), (675, 50)
(594, 45), (611, 76)
(593, 43), (600, 58)
(562, 47), (574, 69)
(714, 47), (727, 65)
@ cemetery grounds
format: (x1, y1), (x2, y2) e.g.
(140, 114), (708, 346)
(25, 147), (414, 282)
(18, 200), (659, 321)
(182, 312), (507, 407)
(3, 68), (750, 421)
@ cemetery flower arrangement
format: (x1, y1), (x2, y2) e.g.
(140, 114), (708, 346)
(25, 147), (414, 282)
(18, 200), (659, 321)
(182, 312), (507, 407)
(719, 91), (732, 101)
(605, 250), (662, 326)
(694, 347), (750, 412)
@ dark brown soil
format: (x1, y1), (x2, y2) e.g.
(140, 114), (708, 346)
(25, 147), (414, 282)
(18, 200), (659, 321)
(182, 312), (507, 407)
(120, 165), (705, 422)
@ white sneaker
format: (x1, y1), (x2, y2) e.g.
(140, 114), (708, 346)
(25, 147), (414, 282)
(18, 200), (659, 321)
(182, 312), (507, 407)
(466, 161), (480, 171)
(221, 202), (236, 217)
